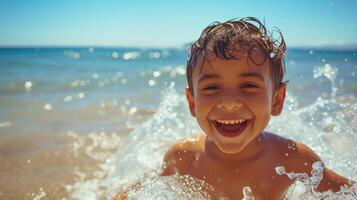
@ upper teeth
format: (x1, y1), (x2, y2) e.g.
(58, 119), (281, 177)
(216, 119), (246, 124)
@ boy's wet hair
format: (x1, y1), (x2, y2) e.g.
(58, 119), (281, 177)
(187, 17), (287, 94)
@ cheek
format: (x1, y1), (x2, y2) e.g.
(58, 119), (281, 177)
(244, 93), (272, 130)
(194, 96), (216, 129)
(195, 94), (216, 111)
(243, 92), (272, 113)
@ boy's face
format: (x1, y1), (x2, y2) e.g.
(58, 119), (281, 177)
(186, 50), (286, 154)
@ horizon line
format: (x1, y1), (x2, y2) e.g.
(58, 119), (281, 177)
(1, 44), (357, 51)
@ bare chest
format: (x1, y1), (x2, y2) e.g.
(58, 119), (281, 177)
(190, 158), (290, 199)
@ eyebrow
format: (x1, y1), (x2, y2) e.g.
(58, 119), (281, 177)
(238, 72), (265, 81)
(197, 72), (265, 83)
(197, 74), (221, 83)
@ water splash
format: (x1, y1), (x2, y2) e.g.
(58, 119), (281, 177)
(268, 64), (357, 180)
(66, 84), (201, 199)
(313, 64), (338, 101)
(242, 186), (254, 200)
(125, 175), (214, 200)
(65, 131), (123, 199)
(32, 188), (46, 200)
(276, 161), (357, 200)
(106, 83), (200, 197)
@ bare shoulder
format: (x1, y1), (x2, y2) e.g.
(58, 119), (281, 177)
(264, 132), (320, 164)
(266, 132), (354, 192)
(160, 135), (204, 176)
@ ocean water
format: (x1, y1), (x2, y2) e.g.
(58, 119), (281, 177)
(0, 47), (356, 199)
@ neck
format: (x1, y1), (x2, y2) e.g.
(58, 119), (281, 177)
(204, 133), (267, 162)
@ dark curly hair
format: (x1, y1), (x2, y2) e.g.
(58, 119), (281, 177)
(186, 17), (287, 94)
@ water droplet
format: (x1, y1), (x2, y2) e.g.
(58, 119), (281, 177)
(44, 103), (52, 110)
(112, 52), (119, 59)
(92, 73), (99, 79)
(242, 186), (254, 199)
(269, 52), (276, 58)
(153, 71), (161, 77)
(78, 92), (85, 99)
(195, 152), (200, 160)
(275, 166), (285, 175)
(128, 106), (138, 115)
(64, 95), (73, 102)
(148, 79), (155, 86)
(24, 81), (33, 90)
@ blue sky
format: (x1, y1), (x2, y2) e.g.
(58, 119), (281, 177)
(0, 0), (356, 48)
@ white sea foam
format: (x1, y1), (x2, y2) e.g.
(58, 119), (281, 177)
(123, 51), (140, 60)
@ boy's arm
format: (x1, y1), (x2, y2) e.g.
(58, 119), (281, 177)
(318, 167), (355, 192)
(295, 142), (355, 192)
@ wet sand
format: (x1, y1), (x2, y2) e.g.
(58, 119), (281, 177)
(0, 130), (129, 200)
(0, 93), (155, 200)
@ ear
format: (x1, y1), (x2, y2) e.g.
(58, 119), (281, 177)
(185, 87), (196, 117)
(271, 84), (286, 116)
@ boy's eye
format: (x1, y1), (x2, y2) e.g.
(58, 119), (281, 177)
(202, 85), (220, 91)
(241, 83), (258, 89)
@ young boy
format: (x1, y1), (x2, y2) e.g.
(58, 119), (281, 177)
(159, 17), (354, 199)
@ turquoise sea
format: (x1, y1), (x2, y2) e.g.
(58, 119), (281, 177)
(0, 47), (356, 199)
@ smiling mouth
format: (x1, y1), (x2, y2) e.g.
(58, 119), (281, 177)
(213, 119), (250, 138)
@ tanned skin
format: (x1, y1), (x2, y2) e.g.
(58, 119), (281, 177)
(160, 133), (352, 199)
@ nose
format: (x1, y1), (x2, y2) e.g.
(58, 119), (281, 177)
(216, 95), (243, 110)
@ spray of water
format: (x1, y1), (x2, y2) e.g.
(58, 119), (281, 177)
(276, 161), (356, 200)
